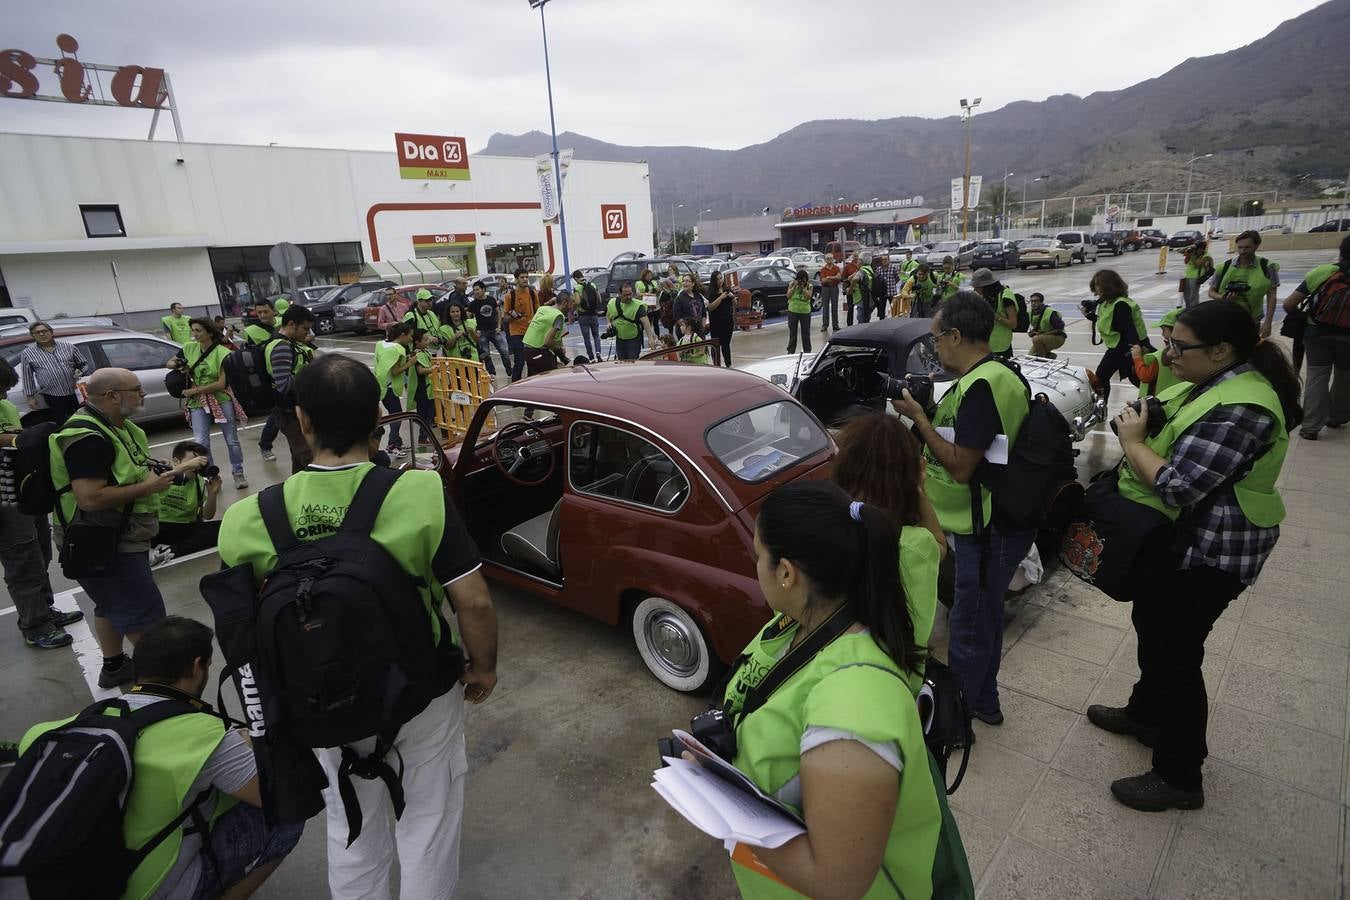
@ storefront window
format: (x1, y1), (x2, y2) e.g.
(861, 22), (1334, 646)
(485, 242), (543, 275)
(209, 242), (365, 315)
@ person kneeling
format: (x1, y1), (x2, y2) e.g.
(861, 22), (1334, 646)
(152, 441), (223, 564)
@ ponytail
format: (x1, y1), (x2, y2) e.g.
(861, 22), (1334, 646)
(757, 482), (923, 676)
(1177, 300), (1304, 431)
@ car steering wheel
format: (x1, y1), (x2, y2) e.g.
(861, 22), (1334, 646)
(492, 421), (556, 486)
(834, 357), (859, 393)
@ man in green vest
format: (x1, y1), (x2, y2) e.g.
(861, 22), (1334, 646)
(608, 282), (656, 360)
(160, 303), (193, 346)
(20, 616), (304, 898)
(266, 306), (317, 473)
(935, 255), (964, 301)
(49, 368), (205, 687)
(1026, 292), (1066, 358)
(1208, 229), (1279, 338)
(522, 291), (575, 376)
(403, 289), (444, 350)
(247, 300), (282, 462)
(970, 268), (1019, 358)
(891, 292), (1033, 726)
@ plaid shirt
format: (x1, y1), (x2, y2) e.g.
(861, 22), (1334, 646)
(1153, 364), (1280, 584)
(882, 262), (901, 296)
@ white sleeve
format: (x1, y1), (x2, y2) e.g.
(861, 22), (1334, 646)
(800, 726), (903, 773)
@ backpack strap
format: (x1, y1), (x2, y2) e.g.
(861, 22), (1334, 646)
(340, 465), (403, 536)
(1217, 259), (1232, 288)
(258, 483), (299, 554)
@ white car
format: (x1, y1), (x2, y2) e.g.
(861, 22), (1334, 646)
(752, 256), (794, 269)
(739, 318), (1105, 441)
(790, 251), (827, 277)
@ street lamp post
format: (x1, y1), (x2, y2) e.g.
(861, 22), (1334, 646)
(529, 0), (572, 290)
(1021, 175), (1047, 226)
(1182, 151), (1213, 216)
(670, 202), (683, 253)
(1001, 171), (1014, 235)
(959, 97), (981, 241)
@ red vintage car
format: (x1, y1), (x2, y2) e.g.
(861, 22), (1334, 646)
(397, 361), (835, 691)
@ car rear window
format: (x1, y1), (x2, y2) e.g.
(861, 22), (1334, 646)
(706, 401), (829, 483)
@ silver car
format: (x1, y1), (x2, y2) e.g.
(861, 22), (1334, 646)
(1, 325), (187, 424)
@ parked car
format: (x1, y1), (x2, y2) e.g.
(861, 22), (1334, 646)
(1092, 232), (1125, 256)
(360, 283), (448, 332)
(971, 240), (1020, 270)
(1167, 229), (1204, 249)
(607, 256), (700, 318)
(739, 318), (1106, 442)
(414, 362), (834, 691)
(1259, 224), (1293, 234)
(301, 281), (396, 335)
(0, 325), (185, 424)
(1016, 238), (1074, 269)
(774, 246), (809, 257)
(918, 240), (977, 269)
(790, 251), (827, 278)
(1135, 228), (1167, 248)
(1054, 231), (1099, 264)
(732, 265), (822, 315)
(1309, 219), (1350, 233)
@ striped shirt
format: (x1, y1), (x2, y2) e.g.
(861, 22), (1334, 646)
(19, 341), (87, 398)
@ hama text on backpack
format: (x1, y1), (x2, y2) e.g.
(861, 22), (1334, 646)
(0, 696), (219, 900)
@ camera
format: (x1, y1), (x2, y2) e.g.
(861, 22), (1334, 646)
(1080, 298), (1100, 322)
(600, 326), (616, 340)
(1224, 280), (1250, 296)
(1109, 395), (1166, 438)
(656, 707), (738, 764)
(149, 460), (172, 476)
(878, 372), (934, 409)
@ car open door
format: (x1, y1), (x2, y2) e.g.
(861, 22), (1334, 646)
(794, 345), (884, 427)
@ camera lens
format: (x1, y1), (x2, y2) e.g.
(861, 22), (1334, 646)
(203, 465), (220, 478)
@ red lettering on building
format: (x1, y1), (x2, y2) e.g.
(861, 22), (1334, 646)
(109, 65), (167, 108)
(0, 35), (168, 109)
(0, 50), (39, 98)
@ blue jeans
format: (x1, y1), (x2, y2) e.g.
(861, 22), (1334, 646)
(507, 334), (526, 381)
(381, 389), (404, 449)
(190, 403), (244, 474)
(190, 802), (304, 900)
(478, 330), (511, 376)
(258, 412), (280, 453)
(949, 524), (1037, 714)
(577, 314), (602, 359)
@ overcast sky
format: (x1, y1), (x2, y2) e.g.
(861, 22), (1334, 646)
(2, 0), (1330, 153)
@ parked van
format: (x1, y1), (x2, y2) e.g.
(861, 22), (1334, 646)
(1054, 231), (1099, 265)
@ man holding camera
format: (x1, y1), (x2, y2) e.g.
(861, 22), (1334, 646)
(891, 293), (1032, 726)
(50, 368), (205, 687)
(152, 440), (223, 561)
(1208, 230), (1279, 338)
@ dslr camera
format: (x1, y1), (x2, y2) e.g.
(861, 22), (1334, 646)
(1079, 298), (1100, 322)
(878, 372), (934, 409)
(172, 463), (219, 486)
(657, 706), (737, 764)
(600, 326), (616, 340)
(1109, 395), (1166, 438)
(1224, 280), (1251, 297)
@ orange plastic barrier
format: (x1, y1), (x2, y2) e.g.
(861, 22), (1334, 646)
(430, 356), (494, 444)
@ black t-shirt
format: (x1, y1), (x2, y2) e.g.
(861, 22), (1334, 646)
(472, 293), (501, 331)
(952, 379), (1011, 490)
(1112, 301), (1141, 347)
(708, 288), (735, 329)
(64, 434), (116, 482)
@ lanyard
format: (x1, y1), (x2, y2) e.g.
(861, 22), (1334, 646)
(723, 604), (855, 729)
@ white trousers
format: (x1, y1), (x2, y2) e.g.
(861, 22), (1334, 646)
(317, 688), (468, 900)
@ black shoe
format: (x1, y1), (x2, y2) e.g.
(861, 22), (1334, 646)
(48, 606), (84, 627)
(25, 628), (72, 650)
(1300, 430), (1320, 441)
(1328, 419), (1348, 429)
(1110, 771), (1203, 811)
(972, 707), (1004, 726)
(98, 655), (135, 689)
(1086, 704), (1157, 747)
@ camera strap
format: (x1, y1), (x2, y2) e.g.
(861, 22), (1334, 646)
(730, 604), (855, 727)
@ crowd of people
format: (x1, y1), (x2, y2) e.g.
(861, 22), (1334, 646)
(0, 232), (1345, 899)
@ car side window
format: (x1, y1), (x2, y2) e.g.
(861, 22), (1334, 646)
(568, 422), (689, 512)
(97, 339), (169, 371)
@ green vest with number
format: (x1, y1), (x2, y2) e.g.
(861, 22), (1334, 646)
(20, 706), (236, 900)
(923, 360), (1030, 534)
(523, 305), (564, 349)
(1116, 370), (1287, 527)
(722, 617), (940, 900)
(608, 297), (643, 340)
(1094, 296), (1147, 350)
(1138, 348), (1181, 398)
(49, 411), (159, 521)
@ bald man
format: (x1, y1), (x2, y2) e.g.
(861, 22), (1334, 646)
(50, 367), (204, 687)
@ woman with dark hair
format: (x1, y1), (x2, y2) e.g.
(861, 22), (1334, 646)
(705, 270), (736, 367)
(672, 273), (707, 337)
(166, 317), (247, 489)
(1086, 269), (1148, 404)
(1088, 299), (1301, 812)
(689, 480), (941, 899)
(830, 413), (945, 692)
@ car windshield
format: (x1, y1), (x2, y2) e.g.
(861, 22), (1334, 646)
(706, 401), (830, 483)
(1021, 239), (1054, 248)
(932, 242), (961, 252)
(977, 242), (1003, 250)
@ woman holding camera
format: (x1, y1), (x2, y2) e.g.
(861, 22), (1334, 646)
(706, 270), (736, 368)
(167, 317), (247, 489)
(785, 269), (814, 354)
(714, 481), (941, 899)
(1086, 270), (1148, 405)
(1087, 300), (1301, 812)
(830, 414), (946, 694)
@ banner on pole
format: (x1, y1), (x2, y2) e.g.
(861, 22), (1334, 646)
(968, 175), (983, 211)
(535, 148), (574, 224)
(950, 177), (964, 211)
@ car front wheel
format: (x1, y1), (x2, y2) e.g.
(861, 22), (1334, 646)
(1051, 257), (1059, 269)
(631, 596), (715, 692)
(314, 315), (335, 336)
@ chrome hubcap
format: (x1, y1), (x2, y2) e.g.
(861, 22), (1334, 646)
(645, 609), (699, 677)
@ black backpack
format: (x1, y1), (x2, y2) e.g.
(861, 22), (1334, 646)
(916, 658), (974, 795)
(1011, 292), (1031, 333)
(0, 696), (218, 900)
(872, 268), (890, 302)
(986, 360), (1083, 531)
(223, 339), (279, 417)
(0, 421), (66, 515)
(250, 465), (465, 846)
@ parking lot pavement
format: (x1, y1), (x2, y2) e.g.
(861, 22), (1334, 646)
(2, 242), (1346, 898)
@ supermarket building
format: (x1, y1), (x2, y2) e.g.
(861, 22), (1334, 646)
(0, 131), (653, 325)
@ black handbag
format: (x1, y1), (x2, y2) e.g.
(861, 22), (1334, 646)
(1279, 309), (1307, 340)
(165, 345), (212, 399)
(58, 506), (133, 579)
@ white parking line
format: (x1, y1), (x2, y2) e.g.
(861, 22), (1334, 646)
(146, 422), (263, 450)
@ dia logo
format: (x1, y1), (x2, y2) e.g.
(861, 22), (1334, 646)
(601, 204), (628, 239)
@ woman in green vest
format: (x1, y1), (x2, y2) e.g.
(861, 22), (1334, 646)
(405, 328), (437, 438)
(1132, 308), (1182, 398)
(703, 481), (946, 899)
(1088, 300), (1302, 812)
(1087, 269), (1149, 405)
(830, 414), (946, 695)
(443, 303), (480, 362)
(166, 318), (247, 489)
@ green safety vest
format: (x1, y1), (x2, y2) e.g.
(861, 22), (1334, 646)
(50, 411), (160, 521)
(181, 342), (230, 409)
(1094, 296), (1147, 350)
(264, 337), (313, 381)
(161, 315), (193, 345)
(1138, 348), (1181, 398)
(608, 297), (643, 341)
(898, 525), (940, 695)
(723, 617), (941, 899)
(923, 360), (1030, 534)
(852, 266), (874, 302)
(158, 474), (204, 525)
(403, 308), (442, 341)
(20, 705), (236, 900)
(374, 340), (408, 396)
(989, 287), (1017, 353)
(906, 275), (938, 305)
(677, 335), (710, 364)
(936, 271), (963, 300)
(405, 349), (435, 407)
(445, 318), (480, 361)
(1030, 307), (1062, 336)
(243, 323), (273, 346)
(1214, 258), (1274, 322)
(900, 259), (919, 277)
(786, 286), (813, 315)
(1117, 370), (1287, 527)
(523, 306), (564, 349)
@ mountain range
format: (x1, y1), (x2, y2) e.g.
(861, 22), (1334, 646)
(482, 0), (1350, 229)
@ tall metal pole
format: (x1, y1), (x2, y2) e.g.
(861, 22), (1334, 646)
(1001, 170), (1013, 235)
(961, 109), (973, 241)
(537, 2), (572, 290)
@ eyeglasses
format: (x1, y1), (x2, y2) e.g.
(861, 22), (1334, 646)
(934, 327), (956, 341)
(1165, 338), (1210, 355)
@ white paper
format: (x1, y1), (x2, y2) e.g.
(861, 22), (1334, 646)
(652, 757), (804, 849)
(933, 427), (1009, 464)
